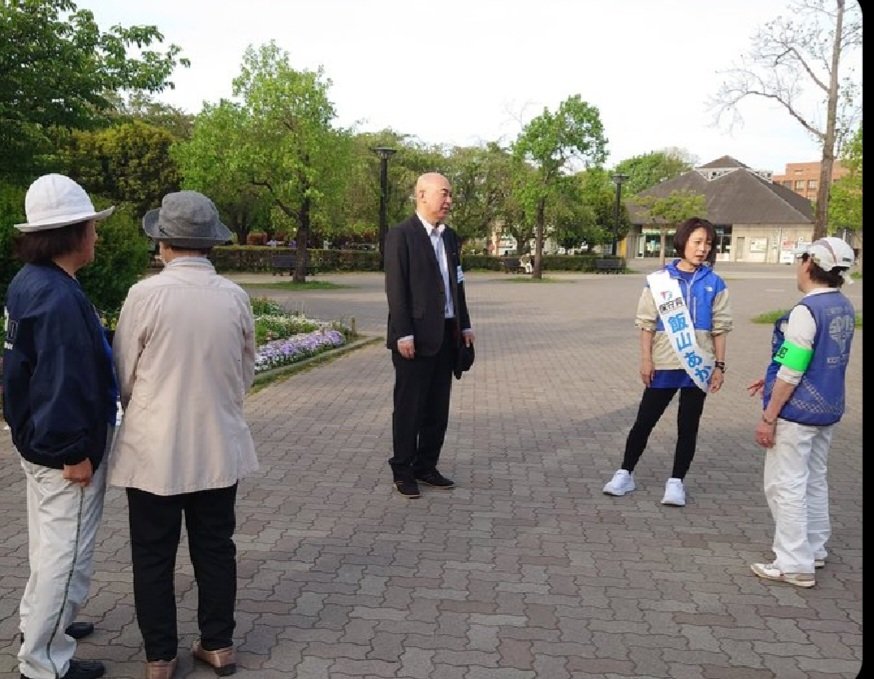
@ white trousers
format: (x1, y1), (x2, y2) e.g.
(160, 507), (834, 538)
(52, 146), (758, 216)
(763, 419), (832, 574)
(18, 457), (107, 679)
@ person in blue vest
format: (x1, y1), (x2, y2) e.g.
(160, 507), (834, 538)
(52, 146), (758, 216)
(748, 236), (856, 588)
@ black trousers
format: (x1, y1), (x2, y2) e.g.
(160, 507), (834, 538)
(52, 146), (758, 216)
(621, 386), (707, 480)
(389, 320), (456, 482)
(126, 484), (238, 661)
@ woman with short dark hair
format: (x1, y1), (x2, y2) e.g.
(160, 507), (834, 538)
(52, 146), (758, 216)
(602, 217), (733, 507)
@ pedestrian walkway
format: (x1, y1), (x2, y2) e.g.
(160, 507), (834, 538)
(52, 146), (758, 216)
(0, 265), (862, 678)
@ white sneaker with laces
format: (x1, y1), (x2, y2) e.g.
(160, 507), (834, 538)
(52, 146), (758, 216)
(603, 469), (635, 496)
(750, 562), (815, 588)
(661, 478), (686, 506)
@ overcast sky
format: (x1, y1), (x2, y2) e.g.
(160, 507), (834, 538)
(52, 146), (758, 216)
(82, 0), (860, 175)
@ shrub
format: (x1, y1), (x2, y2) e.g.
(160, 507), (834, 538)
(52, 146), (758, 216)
(77, 204), (151, 317)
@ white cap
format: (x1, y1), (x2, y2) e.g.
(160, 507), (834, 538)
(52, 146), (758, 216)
(15, 174), (114, 232)
(803, 236), (855, 271)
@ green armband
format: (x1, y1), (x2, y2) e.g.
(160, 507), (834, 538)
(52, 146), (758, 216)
(774, 340), (813, 371)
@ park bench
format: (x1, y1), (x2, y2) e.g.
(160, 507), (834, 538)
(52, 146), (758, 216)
(594, 258), (623, 274)
(500, 256), (527, 274)
(270, 254), (295, 275)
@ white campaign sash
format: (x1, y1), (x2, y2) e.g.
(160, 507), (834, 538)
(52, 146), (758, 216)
(647, 270), (714, 392)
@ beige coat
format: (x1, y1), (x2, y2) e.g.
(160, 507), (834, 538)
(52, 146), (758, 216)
(108, 258), (258, 495)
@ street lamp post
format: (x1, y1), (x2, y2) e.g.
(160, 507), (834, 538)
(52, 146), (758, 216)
(611, 173), (628, 257)
(373, 146), (397, 270)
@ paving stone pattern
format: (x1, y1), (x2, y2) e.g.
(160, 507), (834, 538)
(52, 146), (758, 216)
(0, 264), (862, 678)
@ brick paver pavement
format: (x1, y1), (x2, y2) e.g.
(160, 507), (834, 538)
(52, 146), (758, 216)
(1, 264), (862, 678)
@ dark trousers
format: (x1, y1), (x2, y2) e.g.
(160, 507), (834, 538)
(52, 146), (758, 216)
(621, 386), (707, 480)
(389, 320), (456, 482)
(126, 484), (238, 661)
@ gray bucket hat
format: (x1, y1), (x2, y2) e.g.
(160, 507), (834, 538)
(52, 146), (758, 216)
(143, 190), (232, 248)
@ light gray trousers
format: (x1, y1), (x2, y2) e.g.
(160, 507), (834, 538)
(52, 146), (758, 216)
(18, 456), (107, 679)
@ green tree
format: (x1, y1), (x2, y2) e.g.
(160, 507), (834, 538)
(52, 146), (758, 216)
(64, 120), (182, 216)
(637, 190), (707, 266)
(77, 205), (151, 317)
(0, 183), (27, 302)
(173, 100), (269, 244)
(828, 125), (862, 269)
(0, 0), (188, 180)
(613, 149), (694, 196)
(445, 143), (516, 243)
(111, 92), (195, 140)
(577, 168), (629, 252)
(177, 42), (351, 280)
(548, 178), (596, 252)
(496, 161), (536, 257)
(512, 95), (607, 278)
(710, 0), (862, 240)
(337, 130), (424, 248)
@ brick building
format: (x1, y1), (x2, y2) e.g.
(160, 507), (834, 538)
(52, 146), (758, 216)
(772, 160), (848, 201)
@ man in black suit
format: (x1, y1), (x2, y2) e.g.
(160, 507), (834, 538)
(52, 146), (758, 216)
(384, 172), (475, 498)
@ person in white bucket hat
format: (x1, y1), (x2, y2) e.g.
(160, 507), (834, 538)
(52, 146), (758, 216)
(109, 190), (257, 679)
(747, 236), (856, 589)
(4, 174), (117, 679)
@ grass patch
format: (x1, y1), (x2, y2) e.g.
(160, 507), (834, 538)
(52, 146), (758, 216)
(244, 280), (348, 290)
(753, 309), (863, 328)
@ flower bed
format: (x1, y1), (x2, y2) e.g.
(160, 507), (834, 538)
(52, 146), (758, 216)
(252, 297), (354, 374)
(255, 329), (347, 374)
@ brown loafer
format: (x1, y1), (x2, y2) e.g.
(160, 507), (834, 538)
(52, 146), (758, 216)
(192, 640), (236, 676)
(145, 657), (177, 679)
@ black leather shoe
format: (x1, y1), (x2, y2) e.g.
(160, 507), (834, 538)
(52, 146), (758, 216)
(394, 480), (421, 498)
(20, 621), (95, 644)
(416, 471), (455, 488)
(66, 621), (95, 640)
(22, 658), (106, 679)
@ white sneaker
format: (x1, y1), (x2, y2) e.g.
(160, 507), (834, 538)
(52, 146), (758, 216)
(751, 562), (816, 588)
(661, 478), (686, 506)
(603, 469), (635, 496)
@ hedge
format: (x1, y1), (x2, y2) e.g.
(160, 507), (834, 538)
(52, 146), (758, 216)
(207, 247), (623, 274)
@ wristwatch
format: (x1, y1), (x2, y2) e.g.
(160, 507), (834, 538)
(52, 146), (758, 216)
(714, 360), (726, 373)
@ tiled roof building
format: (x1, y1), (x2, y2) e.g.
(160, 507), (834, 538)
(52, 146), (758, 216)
(627, 156), (814, 264)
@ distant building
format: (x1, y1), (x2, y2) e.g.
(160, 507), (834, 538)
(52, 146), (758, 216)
(772, 160), (848, 201)
(627, 156), (814, 264)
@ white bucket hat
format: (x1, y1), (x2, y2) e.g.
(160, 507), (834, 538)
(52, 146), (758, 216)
(142, 190), (232, 248)
(15, 174), (115, 232)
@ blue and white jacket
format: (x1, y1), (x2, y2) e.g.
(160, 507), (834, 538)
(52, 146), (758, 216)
(635, 259), (733, 370)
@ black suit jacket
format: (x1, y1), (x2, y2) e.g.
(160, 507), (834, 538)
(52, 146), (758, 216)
(384, 214), (472, 356)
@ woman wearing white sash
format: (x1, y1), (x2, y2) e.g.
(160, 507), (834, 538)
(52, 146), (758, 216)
(603, 218), (733, 506)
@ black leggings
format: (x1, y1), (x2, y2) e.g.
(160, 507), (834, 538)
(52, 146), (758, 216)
(621, 386), (707, 480)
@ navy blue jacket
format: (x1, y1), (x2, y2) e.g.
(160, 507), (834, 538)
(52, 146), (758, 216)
(3, 262), (117, 470)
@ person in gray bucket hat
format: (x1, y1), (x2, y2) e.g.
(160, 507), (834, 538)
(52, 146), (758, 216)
(108, 190), (257, 678)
